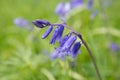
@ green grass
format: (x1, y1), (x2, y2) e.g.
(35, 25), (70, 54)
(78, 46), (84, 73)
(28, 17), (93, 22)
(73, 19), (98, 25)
(0, 0), (120, 80)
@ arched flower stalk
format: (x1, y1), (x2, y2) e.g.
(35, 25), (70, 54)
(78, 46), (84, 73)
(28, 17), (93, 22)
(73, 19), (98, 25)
(33, 19), (102, 80)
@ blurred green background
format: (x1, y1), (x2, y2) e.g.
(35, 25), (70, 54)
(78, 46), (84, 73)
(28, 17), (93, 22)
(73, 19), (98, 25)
(0, 0), (120, 80)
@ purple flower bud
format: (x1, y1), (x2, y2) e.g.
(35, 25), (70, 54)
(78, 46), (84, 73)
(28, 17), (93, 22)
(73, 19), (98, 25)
(62, 35), (77, 50)
(70, 0), (83, 8)
(71, 42), (81, 59)
(32, 19), (50, 28)
(50, 27), (59, 44)
(56, 24), (64, 42)
(42, 25), (53, 39)
(88, 0), (93, 9)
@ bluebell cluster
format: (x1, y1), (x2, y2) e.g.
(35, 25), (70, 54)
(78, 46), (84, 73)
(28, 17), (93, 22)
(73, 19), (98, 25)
(55, 0), (93, 20)
(33, 19), (81, 60)
(55, 0), (84, 20)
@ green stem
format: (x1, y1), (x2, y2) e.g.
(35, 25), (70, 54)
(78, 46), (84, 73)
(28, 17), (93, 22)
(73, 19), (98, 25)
(80, 36), (102, 80)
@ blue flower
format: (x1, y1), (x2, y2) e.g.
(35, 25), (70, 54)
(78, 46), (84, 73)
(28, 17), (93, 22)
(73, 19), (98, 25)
(42, 25), (53, 39)
(55, 2), (71, 20)
(51, 35), (78, 60)
(32, 19), (50, 28)
(50, 27), (60, 44)
(14, 17), (33, 30)
(70, 0), (83, 8)
(55, 2), (65, 16)
(50, 24), (64, 44)
(51, 49), (60, 60)
(14, 18), (29, 27)
(56, 24), (64, 42)
(110, 43), (119, 52)
(71, 42), (81, 58)
(59, 34), (71, 47)
(62, 35), (77, 51)
(88, 0), (93, 9)
(33, 19), (82, 60)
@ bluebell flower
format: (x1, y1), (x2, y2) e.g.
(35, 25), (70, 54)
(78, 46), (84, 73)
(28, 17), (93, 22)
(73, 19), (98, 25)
(71, 42), (81, 58)
(50, 27), (60, 44)
(50, 35), (78, 60)
(88, 0), (93, 9)
(55, 2), (71, 20)
(14, 18), (29, 27)
(110, 43), (119, 52)
(56, 24), (64, 42)
(51, 49), (60, 60)
(32, 19), (50, 28)
(70, 0), (83, 8)
(50, 24), (64, 44)
(59, 34), (71, 47)
(42, 25), (53, 39)
(62, 35), (77, 51)
(14, 17), (33, 30)
(55, 2), (65, 17)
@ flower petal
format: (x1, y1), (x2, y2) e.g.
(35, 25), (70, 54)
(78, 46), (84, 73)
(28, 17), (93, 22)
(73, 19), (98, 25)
(62, 35), (77, 50)
(59, 34), (70, 47)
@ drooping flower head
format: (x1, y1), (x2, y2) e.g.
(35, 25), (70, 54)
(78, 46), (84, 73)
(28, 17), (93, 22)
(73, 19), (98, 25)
(33, 19), (82, 60)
